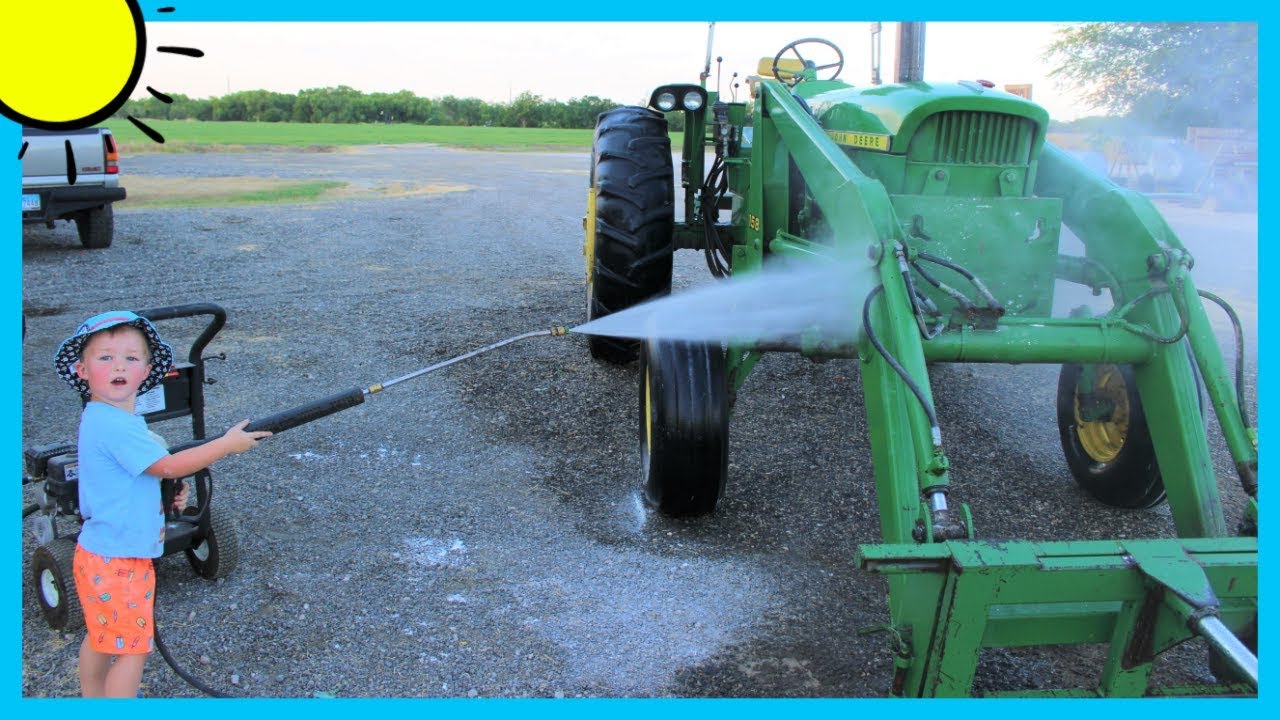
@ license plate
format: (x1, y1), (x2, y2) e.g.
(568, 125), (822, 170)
(21, 193), (40, 212)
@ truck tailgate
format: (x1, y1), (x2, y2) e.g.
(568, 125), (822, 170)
(22, 127), (118, 188)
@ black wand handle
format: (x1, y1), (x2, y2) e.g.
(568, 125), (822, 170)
(165, 387), (366, 454)
(244, 387), (366, 434)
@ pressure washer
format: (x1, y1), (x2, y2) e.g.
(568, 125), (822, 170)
(22, 302), (571, 696)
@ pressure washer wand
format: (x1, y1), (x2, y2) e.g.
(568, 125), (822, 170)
(172, 326), (571, 448)
(368, 327), (567, 396)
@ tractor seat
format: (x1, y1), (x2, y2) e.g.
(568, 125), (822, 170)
(757, 56), (806, 81)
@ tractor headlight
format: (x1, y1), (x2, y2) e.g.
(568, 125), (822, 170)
(649, 85), (707, 114)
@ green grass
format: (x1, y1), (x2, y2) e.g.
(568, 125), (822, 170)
(110, 119), (599, 152)
(128, 180), (348, 209)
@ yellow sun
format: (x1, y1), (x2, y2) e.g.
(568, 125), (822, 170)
(0, 0), (147, 129)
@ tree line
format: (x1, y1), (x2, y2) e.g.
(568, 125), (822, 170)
(1045, 22), (1256, 133)
(116, 24), (1255, 137)
(118, 86), (626, 129)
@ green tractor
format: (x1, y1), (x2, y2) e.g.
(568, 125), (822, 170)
(582, 26), (1258, 697)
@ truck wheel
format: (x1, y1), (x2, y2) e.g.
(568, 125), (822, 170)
(76, 205), (114, 249)
(1056, 363), (1165, 509)
(31, 537), (83, 631)
(640, 339), (729, 516)
(585, 106), (674, 364)
(185, 510), (239, 580)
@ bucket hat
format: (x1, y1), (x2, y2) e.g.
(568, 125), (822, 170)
(54, 311), (174, 399)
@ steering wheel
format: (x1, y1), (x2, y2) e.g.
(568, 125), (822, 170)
(772, 38), (844, 84)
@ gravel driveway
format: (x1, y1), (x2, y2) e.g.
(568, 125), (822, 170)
(19, 144), (1257, 698)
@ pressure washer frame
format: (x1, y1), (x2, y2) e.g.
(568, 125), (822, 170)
(23, 302), (238, 631)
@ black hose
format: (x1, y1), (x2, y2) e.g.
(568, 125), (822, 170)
(915, 251), (1004, 313)
(910, 260), (975, 313)
(901, 262), (944, 340)
(1112, 280), (1191, 345)
(862, 285), (941, 442)
(701, 155), (732, 278)
(152, 565), (233, 697)
(1197, 289), (1252, 427)
(153, 623), (232, 697)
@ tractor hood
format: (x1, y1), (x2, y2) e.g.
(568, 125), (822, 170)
(800, 80), (1050, 156)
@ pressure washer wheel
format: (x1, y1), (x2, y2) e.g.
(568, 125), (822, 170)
(185, 510), (239, 580)
(31, 537), (83, 631)
(585, 106), (674, 364)
(640, 339), (729, 516)
(1056, 363), (1166, 509)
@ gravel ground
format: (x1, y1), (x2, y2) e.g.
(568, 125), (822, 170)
(19, 145), (1257, 699)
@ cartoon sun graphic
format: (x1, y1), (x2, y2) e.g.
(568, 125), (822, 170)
(2, 1), (202, 176)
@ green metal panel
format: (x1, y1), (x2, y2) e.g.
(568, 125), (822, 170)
(891, 195), (1062, 317)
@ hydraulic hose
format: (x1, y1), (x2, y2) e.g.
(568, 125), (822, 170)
(862, 285), (941, 445)
(915, 251), (1004, 314)
(910, 259), (975, 314)
(1197, 289), (1251, 428)
(1110, 280), (1192, 345)
(901, 261), (944, 340)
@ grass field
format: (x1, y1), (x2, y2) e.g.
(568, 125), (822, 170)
(110, 119), (605, 153)
(104, 119), (685, 208)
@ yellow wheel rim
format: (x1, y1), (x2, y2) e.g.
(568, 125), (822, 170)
(584, 187), (598, 288)
(1074, 365), (1129, 463)
(643, 366), (653, 454)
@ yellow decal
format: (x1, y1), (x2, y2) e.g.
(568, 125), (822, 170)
(748, 214), (761, 232)
(827, 131), (892, 152)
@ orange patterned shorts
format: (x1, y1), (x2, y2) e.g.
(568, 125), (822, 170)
(73, 545), (156, 655)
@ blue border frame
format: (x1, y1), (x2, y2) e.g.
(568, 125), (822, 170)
(8, 2), (1268, 716)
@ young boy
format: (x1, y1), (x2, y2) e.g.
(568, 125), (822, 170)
(53, 311), (272, 698)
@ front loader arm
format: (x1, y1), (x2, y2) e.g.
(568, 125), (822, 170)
(1036, 144), (1257, 536)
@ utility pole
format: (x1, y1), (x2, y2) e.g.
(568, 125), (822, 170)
(895, 22), (926, 83)
(870, 22), (882, 85)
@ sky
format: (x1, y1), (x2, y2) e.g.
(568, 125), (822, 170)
(136, 21), (1093, 121)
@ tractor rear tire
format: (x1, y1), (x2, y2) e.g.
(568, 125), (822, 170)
(1056, 363), (1165, 509)
(586, 106), (674, 364)
(31, 537), (83, 631)
(640, 339), (729, 516)
(76, 205), (114, 249)
(185, 510), (239, 580)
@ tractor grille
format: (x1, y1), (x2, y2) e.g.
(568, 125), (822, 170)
(924, 111), (1034, 165)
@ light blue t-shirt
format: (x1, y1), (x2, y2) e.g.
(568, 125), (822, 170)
(76, 401), (170, 558)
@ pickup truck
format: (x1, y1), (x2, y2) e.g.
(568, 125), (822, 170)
(21, 126), (126, 249)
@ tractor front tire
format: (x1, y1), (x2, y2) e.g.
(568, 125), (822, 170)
(586, 106), (674, 364)
(76, 205), (114, 249)
(185, 510), (239, 580)
(640, 339), (729, 516)
(1056, 363), (1165, 509)
(31, 537), (83, 631)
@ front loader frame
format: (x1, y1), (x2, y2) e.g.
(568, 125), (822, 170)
(671, 74), (1258, 696)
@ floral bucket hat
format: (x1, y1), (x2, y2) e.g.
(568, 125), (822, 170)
(54, 311), (174, 399)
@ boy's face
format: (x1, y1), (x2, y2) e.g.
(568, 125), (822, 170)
(75, 326), (152, 410)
